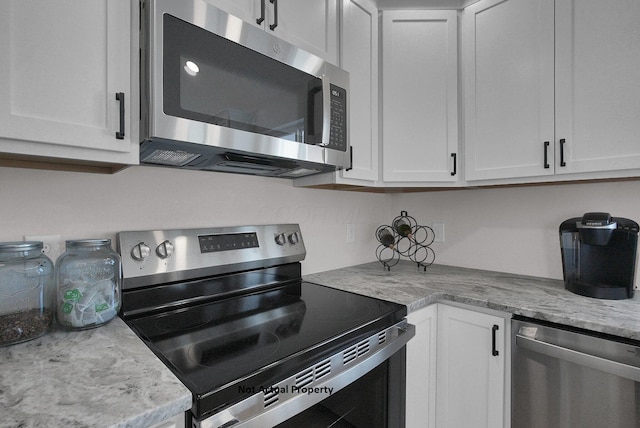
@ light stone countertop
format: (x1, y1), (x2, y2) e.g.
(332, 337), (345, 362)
(4, 260), (640, 427)
(0, 317), (191, 428)
(305, 261), (640, 341)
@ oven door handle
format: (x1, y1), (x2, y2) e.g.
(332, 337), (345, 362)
(515, 332), (640, 382)
(199, 321), (415, 428)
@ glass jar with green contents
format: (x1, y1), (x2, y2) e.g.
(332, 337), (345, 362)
(0, 241), (55, 346)
(56, 239), (121, 330)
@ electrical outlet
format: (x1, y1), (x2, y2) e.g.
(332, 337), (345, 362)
(346, 224), (356, 243)
(24, 234), (63, 261)
(432, 223), (445, 243)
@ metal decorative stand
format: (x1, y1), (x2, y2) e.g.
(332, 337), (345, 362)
(375, 211), (436, 271)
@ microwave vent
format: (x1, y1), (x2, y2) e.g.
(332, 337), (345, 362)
(142, 149), (201, 166)
(277, 168), (321, 178)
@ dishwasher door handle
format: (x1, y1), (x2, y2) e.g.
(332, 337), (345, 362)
(516, 333), (640, 382)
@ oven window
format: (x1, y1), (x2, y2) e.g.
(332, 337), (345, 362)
(162, 14), (323, 144)
(275, 362), (389, 428)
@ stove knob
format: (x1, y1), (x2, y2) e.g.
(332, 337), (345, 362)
(288, 232), (300, 245)
(131, 242), (150, 261)
(156, 240), (174, 259)
(275, 233), (287, 246)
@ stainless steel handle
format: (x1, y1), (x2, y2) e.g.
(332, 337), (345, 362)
(319, 75), (331, 147)
(516, 333), (640, 382)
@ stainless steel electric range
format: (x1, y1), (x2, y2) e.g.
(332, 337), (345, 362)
(117, 225), (414, 428)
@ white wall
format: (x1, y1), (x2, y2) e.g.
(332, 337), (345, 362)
(2, 164), (639, 280)
(395, 180), (640, 279)
(0, 165), (392, 274)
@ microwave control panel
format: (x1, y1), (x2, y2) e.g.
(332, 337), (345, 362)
(329, 84), (347, 151)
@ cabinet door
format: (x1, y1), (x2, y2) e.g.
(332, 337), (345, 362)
(406, 305), (437, 428)
(436, 304), (506, 428)
(382, 10), (459, 183)
(340, 0), (379, 182)
(206, 0), (338, 64)
(269, 0), (339, 64)
(203, 0), (261, 27)
(0, 1), (135, 161)
(463, 0), (555, 181)
(555, 0), (640, 174)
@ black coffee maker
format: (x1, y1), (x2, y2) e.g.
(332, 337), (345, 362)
(559, 212), (639, 299)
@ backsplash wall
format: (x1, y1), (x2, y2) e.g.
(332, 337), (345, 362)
(0, 166), (392, 275)
(2, 164), (639, 280)
(395, 179), (640, 280)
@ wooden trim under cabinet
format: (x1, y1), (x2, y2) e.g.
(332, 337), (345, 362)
(0, 153), (130, 174)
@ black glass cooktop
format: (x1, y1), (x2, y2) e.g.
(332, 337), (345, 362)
(125, 281), (406, 418)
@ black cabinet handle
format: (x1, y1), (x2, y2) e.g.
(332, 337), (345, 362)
(346, 146), (353, 171)
(560, 138), (566, 167)
(256, 0), (265, 24)
(492, 324), (500, 356)
(543, 141), (550, 169)
(115, 92), (125, 140)
(451, 153), (457, 176)
(269, 0), (278, 30)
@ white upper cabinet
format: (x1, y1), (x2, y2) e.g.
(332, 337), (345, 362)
(382, 10), (460, 183)
(555, 0), (640, 175)
(0, 0), (138, 171)
(463, 0), (555, 181)
(339, 0), (380, 182)
(464, 0), (640, 183)
(293, 0), (379, 188)
(206, 0), (339, 64)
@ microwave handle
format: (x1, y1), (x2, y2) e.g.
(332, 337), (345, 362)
(319, 75), (331, 147)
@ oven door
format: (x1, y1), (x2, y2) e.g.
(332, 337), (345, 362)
(194, 321), (414, 428)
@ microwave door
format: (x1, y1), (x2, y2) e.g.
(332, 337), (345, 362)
(142, 0), (350, 174)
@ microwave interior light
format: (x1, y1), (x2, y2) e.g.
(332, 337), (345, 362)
(184, 60), (200, 76)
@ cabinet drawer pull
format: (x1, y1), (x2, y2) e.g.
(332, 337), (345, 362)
(256, 0), (265, 25)
(346, 146), (353, 171)
(543, 141), (550, 169)
(451, 153), (457, 176)
(115, 92), (125, 140)
(492, 324), (499, 356)
(269, 0), (278, 30)
(560, 138), (567, 167)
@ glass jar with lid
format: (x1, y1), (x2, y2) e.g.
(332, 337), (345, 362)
(56, 239), (121, 330)
(0, 241), (55, 346)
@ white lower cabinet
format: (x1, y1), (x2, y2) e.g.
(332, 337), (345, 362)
(407, 303), (510, 428)
(406, 305), (438, 428)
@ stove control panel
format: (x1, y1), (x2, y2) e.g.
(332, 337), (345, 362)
(117, 224), (306, 288)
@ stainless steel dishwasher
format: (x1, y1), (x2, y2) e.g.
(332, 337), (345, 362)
(512, 317), (640, 428)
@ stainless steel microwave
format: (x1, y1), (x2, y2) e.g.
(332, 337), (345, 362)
(139, 0), (350, 178)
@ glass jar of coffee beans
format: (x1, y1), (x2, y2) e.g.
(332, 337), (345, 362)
(0, 241), (55, 346)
